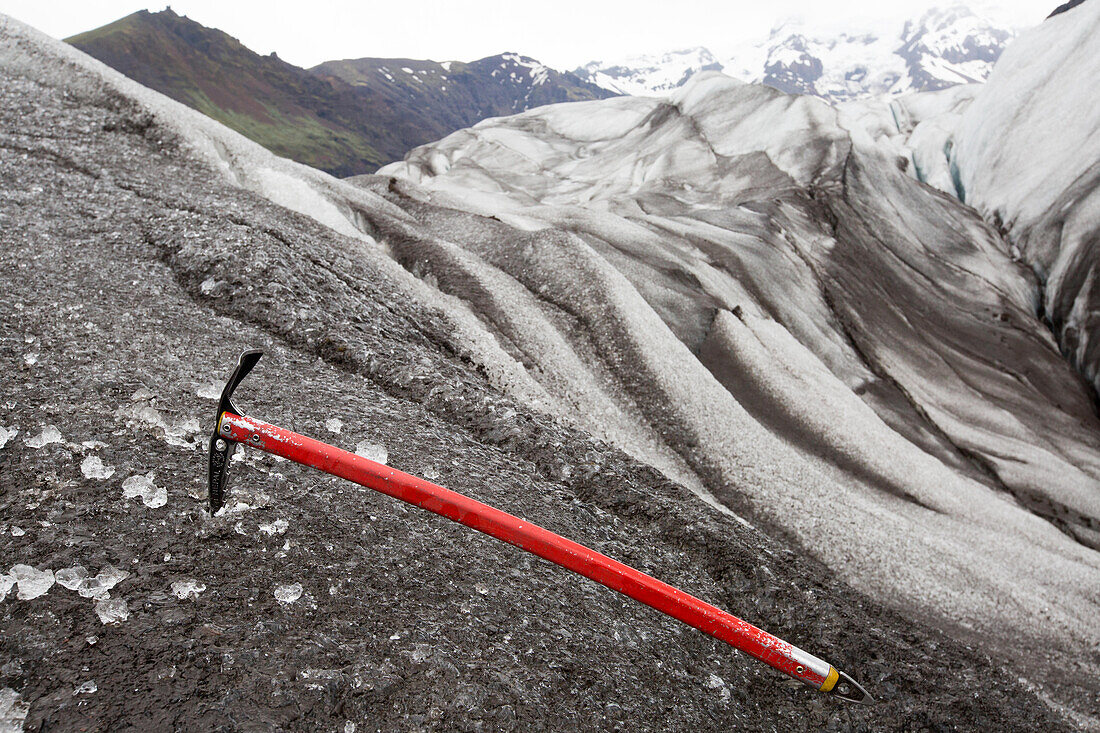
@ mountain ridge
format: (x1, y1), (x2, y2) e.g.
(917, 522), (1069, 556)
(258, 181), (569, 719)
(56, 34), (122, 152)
(66, 10), (613, 176)
(576, 5), (1015, 103)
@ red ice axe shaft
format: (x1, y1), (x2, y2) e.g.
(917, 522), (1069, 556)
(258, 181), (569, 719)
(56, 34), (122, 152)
(207, 351), (872, 703)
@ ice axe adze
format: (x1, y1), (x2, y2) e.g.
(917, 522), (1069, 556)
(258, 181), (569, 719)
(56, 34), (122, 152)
(207, 350), (873, 704)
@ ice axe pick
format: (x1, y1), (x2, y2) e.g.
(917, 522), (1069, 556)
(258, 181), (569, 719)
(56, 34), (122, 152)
(207, 350), (873, 704)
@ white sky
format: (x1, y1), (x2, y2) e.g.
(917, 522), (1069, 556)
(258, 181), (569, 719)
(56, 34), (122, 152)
(0, 1), (1051, 70)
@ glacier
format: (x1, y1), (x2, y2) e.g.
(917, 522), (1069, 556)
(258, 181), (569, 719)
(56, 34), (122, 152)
(2, 5), (1100, 728)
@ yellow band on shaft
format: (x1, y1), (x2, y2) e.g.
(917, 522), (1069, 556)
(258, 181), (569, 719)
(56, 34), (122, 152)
(820, 667), (840, 692)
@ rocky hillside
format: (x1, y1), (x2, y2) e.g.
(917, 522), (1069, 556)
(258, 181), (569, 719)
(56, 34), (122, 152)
(312, 53), (615, 143)
(65, 9), (612, 176)
(577, 5), (1013, 102)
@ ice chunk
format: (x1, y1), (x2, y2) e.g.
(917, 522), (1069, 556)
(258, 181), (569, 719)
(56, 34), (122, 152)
(0, 688), (29, 731)
(122, 473), (167, 508)
(94, 597), (129, 624)
(55, 565), (90, 590)
(130, 387), (154, 402)
(196, 382), (222, 400)
(258, 518), (289, 536)
(10, 527), (23, 537)
(81, 456), (115, 480)
(354, 441), (388, 464)
(57, 565), (128, 600)
(0, 426), (17, 449)
(10, 564), (54, 600)
(24, 425), (62, 448)
(95, 565), (130, 591)
(274, 582), (303, 604)
(73, 680), (97, 695)
(706, 673), (731, 704)
(171, 579), (206, 600)
(325, 418), (343, 434)
(0, 574), (14, 603)
(215, 501), (252, 517)
(165, 417), (201, 448)
(23, 353), (38, 366)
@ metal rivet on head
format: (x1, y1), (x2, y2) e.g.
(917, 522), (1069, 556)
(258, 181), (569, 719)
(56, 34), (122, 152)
(795, 666), (804, 675)
(221, 422), (231, 434)
(215, 439), (226, 451)
(250, 434), (262, 445)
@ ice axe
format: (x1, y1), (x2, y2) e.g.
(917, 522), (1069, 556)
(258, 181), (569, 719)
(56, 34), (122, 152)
(207, 350), (873, 704)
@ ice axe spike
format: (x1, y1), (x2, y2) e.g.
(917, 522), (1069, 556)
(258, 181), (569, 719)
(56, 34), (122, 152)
(206, 350), (873, 704)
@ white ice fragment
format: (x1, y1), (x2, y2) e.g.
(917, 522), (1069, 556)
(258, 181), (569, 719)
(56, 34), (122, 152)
(0, 427), (17, 449)
(73, 680), (97, 695)
(59, 565), (128, 600)
(171, 579), (206, 600)
(10, 564), (54, 600)
(706, 673), (731, 704)
(0, 688), (29, 731)
(130, 387), (154, 402)
(354, 441), (388, 464)
(122, 473), (167, 508)
(10, 527), (24, 537)
(259, 518), (289, 536)
(165, 418), (201, 447)
(55, 565), (90, 591)
(0, 574), (14, 603)
(325, 418), (343, 434)
(24, 425), (62, 448)
(215, 501), (252, 517)
(23, 353), (38, 366)
(95, 565), (130, 591)
(200, 277), (220, 295)
(274, 582), (303, 604)
(344, 723), (356, 733)
(94, 597), (129, 624)
(81, 440), (108, 451)
(81, 456), (115, 480)
(196, 382), (221, 400)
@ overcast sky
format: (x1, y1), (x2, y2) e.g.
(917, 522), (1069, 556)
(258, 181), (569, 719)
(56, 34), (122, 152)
(0, 1), (1051, 70)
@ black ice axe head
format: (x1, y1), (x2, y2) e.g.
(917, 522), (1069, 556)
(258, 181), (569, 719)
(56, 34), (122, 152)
(207, 349), (263, 511)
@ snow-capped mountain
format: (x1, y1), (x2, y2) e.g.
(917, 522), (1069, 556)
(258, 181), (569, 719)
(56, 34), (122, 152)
(576, 5), (1014, 102)
(575, 47), (724, 97)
